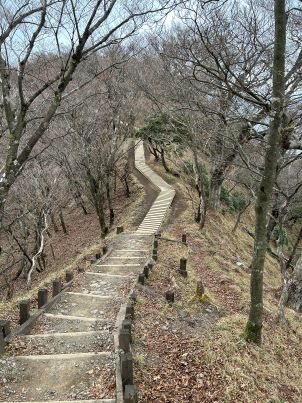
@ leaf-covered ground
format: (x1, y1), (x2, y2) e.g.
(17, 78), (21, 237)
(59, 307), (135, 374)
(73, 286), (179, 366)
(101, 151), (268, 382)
(132, 162), (302, 403)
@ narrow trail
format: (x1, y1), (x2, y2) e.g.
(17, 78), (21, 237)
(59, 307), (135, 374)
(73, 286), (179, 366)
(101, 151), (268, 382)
(0, 141), (175, 403)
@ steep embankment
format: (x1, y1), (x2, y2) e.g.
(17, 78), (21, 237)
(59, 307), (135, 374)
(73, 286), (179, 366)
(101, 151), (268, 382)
(132, 160), (302, 402)
(0, 143), (149, 329)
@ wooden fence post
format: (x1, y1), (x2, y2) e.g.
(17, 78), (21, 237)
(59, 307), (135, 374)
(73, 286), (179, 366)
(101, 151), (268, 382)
(52, 279), (61, 297)
(138, 273), (145, 285)
(38, 288), (48, 309)
(117, 226), (124, 234)
(165, 290), (175, 303)
(66, 271), (74, 283)
(19, 300), (30, 324)
(121, 352), (134, 386)
(119, 328), (130, 352)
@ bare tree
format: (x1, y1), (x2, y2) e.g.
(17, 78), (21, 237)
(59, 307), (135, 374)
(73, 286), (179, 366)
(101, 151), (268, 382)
(0, 0), (177, 224)
(244, 0), (287, 344)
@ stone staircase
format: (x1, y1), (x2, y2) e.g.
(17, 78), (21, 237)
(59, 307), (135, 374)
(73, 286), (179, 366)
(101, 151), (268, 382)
(0, 142), (175, 402)
(135, 142), (175, 235)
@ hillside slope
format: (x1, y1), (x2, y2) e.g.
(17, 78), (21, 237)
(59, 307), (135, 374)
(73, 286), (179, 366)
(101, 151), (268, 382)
(132, 159), (302, 402)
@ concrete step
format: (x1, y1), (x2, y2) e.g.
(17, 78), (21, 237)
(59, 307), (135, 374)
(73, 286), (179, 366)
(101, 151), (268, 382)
(13, 331), (114, 355)
(0, 353), (115, 402)
(49, 292), (114, 319)
(28, 312), (114, 335)
(7, 400), (115, 403)
(78, 272), (135, 296)
(92, 264), (142, 276)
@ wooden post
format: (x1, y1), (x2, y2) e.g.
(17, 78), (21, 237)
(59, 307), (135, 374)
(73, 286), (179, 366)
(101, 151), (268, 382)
(121, 352), (134, 386)
(0, 331), (5, 353)
(126, 302), (134, 319)
(153, 239), (158, 249)
(119, 328), (130, 352)
(182, 234), (187, 245)
(124, 385), (138, 403)
(0, 319), (11, 338)
(138, 273), (145, 285)
(52, 279), (61, 297)
(179, 258), (187, 277)
(143, 265), (149, 279)
(152, 249), (158, 261)
(165, 290), (175, 303)
(179, 269), (188, 278)
(38, 288), (48, 309)
(180, 257), (187, 271)
(129, 292), (137, 303)
(65, 271), (74, 283)
(117, 226), (124, 234)
(19, 300), (30, 325)
(196, 280), (205, 301)
(122, 319), (132, 342)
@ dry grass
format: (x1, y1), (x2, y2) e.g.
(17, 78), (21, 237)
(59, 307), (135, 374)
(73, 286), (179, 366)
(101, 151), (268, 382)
(133, 156), (302, 402)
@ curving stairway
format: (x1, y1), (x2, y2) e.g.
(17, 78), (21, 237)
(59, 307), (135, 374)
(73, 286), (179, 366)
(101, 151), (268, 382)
(0, 142), (175, 403)
(135, 142), (175, 235)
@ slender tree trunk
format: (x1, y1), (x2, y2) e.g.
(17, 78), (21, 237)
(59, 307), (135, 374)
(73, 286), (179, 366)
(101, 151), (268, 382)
(245, 0), (286, 344)
(209, 172), (223, 209)
(285, 226), (302, 270)
(277, 256), (302, 321)
(147, 139), (159, 161)
(266, 194), (279, 241)
(160, 148), (170, 173)
(192, 149), (206, 229)
(106, 177), (114, 226)
(123, 176), (130, 197)
(232, 199), (251, 234)
(59, 209), (68, 234)
(74, 190), (88, 215)
(87, 169), (107, 237)
(50, 213), (59, 233)
(209, 123), (253, 209)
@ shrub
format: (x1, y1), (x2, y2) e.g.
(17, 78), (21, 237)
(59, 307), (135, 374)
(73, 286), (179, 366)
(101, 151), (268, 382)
(220, 186), (247, 213)
(271, 225), (289, 246)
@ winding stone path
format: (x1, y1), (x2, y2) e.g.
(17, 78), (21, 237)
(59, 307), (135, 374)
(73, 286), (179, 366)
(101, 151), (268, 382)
(0, 142), (174, 402)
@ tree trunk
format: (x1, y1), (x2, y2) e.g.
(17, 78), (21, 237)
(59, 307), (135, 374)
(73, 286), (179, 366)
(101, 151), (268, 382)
(244, 0), (286, 344)
(192, 149), (206, 229)
(74, 189), (88, 215)
(277, 256), (302, 321)
(209, 172), (223, 209)
(232, 199), (251, 234)
(50, 213), (59, 233)
(285, 226), (302, 270)
(266, 195), (279, 241)
(123, 176), (130, 198)
(209, 124), (251, 209)
(86, 169), (107, 237)
(106, 177), (114, 226)
(59, 209), (68, 234)
(160, 147), (170, 173)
